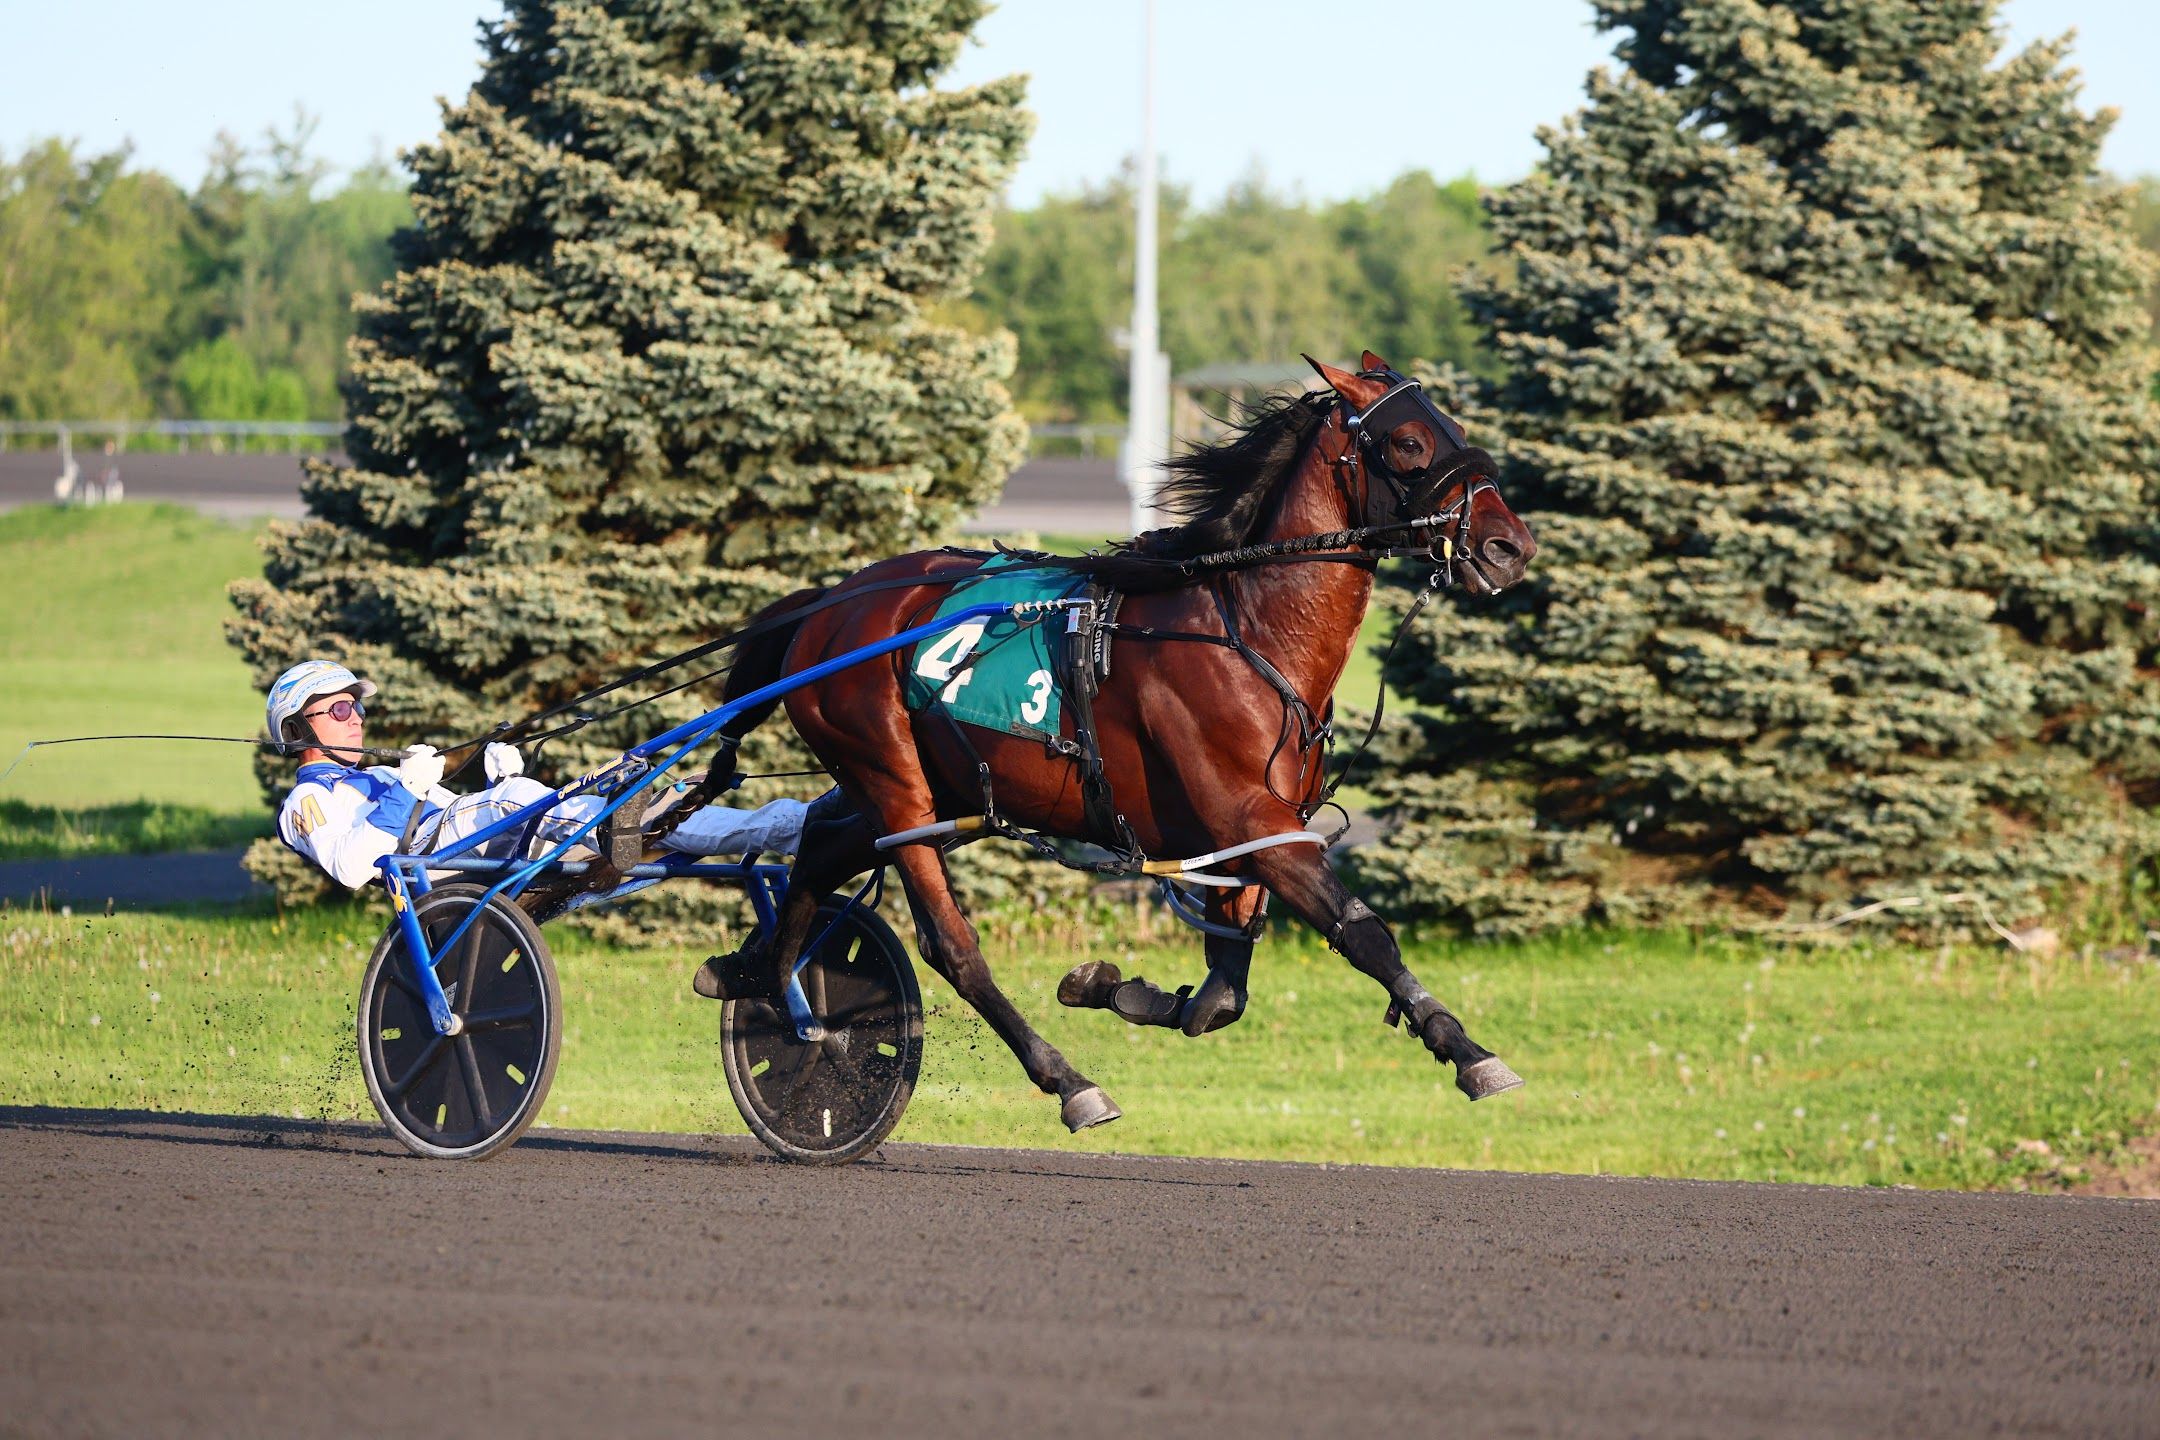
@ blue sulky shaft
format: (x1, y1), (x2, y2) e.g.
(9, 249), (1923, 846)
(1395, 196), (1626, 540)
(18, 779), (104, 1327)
(380, 600), (1031, 1037)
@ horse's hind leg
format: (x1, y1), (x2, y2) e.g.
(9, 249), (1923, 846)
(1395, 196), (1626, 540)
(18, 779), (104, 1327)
(1057, 886), (1261, 1036)
(1181, 888), (1264, 1036)
(693, 789), (878, 1001)
(887, 842), (1121, 1133)
(1250, 846), (1522, 1101)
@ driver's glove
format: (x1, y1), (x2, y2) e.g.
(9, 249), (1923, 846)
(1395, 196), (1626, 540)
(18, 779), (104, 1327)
(396, 744), (446, 798)
(483, 742), (525, 784)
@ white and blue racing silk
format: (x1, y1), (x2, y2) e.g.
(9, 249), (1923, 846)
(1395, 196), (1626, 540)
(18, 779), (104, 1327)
(278, 761), (445, 890)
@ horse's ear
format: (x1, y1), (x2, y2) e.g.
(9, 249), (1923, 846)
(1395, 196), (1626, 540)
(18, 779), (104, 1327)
(1360, 350), (1392, 374)
(1303, 353), (1390, 409)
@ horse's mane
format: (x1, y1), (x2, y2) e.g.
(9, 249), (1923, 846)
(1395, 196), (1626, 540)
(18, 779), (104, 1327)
(1027, 389), (1336, 593)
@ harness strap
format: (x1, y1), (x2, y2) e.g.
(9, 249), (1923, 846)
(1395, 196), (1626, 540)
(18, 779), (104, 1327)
(1210, 583), (1323, 748)
(1058, 594), (1128, 850)
(1067, 595), (1131, 850)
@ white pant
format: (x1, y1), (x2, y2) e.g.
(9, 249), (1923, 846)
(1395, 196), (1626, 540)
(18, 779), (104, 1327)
(427, 777), (809, 864)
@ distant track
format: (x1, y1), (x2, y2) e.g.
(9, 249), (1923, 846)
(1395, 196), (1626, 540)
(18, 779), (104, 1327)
(1, 1108), (2151, 1437)
(0, 451), (1130, 534)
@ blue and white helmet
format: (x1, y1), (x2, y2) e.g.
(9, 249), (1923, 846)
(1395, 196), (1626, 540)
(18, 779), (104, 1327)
(266, 660), (378, 754)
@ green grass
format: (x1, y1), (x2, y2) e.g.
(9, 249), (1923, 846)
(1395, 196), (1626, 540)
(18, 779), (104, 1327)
(0, 504), (267, 823)
(4, 902), (2153, 1189)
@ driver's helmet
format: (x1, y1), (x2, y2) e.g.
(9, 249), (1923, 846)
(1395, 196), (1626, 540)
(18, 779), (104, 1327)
(266, 660), (378, 755)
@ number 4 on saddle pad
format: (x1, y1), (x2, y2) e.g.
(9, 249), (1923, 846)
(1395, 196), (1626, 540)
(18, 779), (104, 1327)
(902, 556), (1089, 743)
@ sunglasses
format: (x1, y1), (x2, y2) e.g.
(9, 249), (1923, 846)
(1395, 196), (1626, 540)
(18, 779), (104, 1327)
(302, 698), (366, 724)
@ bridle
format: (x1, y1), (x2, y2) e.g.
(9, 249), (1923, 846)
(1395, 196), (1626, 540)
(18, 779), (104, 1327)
(1332, 366), (1500, 588)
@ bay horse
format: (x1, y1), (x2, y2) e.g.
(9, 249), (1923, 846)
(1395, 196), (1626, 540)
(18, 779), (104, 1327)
(708, 353), (1536, 1132)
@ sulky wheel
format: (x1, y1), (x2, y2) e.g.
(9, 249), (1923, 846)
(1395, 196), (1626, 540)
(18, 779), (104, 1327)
(721, 898), (922, 1165)
(358, 884), (562, 1161)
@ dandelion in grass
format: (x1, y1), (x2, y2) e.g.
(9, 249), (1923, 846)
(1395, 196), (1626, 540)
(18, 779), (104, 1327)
(88, 1014), (100, 1027)
(1792, 1106), (1806, 1119)
(1753, 1120), (1766, 1132)
(1862, 1138), (1877, 1151)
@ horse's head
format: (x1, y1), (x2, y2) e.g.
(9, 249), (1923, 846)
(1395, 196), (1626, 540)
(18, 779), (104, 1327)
(1305, 352), (1535, 595)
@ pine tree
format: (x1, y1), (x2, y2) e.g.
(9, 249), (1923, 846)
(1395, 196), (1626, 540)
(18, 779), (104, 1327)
(230, 0), (1029, 905)
(1357, 0), (2160, 936)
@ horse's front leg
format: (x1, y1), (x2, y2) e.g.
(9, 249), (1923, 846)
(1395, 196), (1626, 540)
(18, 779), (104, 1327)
(1056, 886), (1265, 1036)
(1248, 846), (1523, 1100)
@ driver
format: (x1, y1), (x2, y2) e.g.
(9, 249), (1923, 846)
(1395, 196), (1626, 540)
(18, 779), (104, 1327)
(267, 659), (806, 890)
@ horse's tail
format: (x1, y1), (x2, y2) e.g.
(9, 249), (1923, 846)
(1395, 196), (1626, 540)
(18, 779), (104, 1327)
(716, 586), (827, 754)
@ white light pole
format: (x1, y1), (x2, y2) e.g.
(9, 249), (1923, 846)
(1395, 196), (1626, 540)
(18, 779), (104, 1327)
(1122, 0), (1171, 540)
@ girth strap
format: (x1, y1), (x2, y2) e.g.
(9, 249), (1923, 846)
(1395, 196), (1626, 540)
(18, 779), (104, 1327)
(1060, 588), (1129, 850)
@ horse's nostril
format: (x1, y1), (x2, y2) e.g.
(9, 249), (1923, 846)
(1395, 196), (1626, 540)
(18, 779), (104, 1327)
(1482, 537), (1522, 566)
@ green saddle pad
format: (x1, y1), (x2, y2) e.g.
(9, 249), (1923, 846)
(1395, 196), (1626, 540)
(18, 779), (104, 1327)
(903, 555), (1088, 743)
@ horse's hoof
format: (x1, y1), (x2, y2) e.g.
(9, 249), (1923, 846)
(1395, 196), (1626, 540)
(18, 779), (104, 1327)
(1057, 960), (1123, 1009)
(1455, 1056), (1524, 1101)
(1061, 1086), (1122, 1132)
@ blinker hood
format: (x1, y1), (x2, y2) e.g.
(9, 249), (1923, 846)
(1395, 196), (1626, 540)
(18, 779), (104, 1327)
(1346, 368), (1471, 468)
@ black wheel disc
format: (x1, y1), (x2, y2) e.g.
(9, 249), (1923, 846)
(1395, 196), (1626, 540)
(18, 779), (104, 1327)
(721, 899), (922, 1165)
(358, 885), (561, 1161)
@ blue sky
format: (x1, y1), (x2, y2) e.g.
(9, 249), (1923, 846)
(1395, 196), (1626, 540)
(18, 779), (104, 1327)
(3, 1), (2154, 201)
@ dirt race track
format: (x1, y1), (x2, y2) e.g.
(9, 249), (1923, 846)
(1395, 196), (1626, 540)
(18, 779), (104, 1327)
(1, 1108), (2153, 1438)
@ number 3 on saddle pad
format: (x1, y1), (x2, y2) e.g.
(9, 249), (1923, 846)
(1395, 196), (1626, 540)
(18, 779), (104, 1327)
(903, 556), (1085, 743)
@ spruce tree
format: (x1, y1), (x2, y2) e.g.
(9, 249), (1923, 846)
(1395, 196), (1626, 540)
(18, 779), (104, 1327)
(1357, 0), (2160, 936)
(230, 0), (1029, 905)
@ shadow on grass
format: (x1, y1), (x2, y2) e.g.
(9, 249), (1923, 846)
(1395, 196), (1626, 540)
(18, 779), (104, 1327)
(0, 799), (269, 862)
(0, 1104), (765, 1165)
